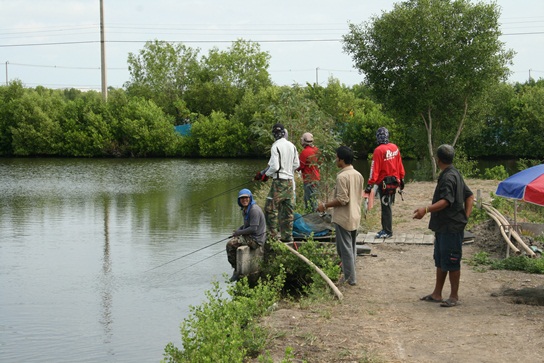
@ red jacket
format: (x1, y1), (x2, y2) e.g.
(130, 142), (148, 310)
(368, 143), (405, 185)
(297, 145), (320, 183)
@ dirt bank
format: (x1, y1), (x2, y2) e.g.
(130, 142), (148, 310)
(253, 179), (544, 363)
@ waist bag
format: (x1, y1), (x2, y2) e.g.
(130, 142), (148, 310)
(381, 176), (399, 195)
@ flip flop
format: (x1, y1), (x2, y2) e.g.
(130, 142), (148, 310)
(420, 294), (442, 303)
(440, 299), (458, 307)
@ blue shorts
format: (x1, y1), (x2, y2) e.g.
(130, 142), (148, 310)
(434, 231), (463, 271)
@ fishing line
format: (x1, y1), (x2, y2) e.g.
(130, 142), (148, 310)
(166, 249), (225, 277)
(185, 179), (254, 210)
(147, 203), (323, 273)
(145, 235), (232, 272)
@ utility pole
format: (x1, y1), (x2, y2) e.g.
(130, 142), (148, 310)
(100, 0), (108, 101)
(529, 69), (532, 82)
(315, 67), (319, 85)
(5, 61), (8, 85)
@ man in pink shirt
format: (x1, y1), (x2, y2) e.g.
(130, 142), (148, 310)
(296, 132), (321, 211)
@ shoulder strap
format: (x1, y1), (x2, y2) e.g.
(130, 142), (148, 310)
(276, 146), (282, 179)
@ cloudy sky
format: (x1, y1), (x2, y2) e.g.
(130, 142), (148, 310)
(1, 0), (543, 90)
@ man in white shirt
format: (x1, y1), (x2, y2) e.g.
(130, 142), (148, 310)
(256, 123), (300, 242)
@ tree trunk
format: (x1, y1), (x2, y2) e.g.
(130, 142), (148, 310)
(420, 107), (437, 179)
(452, 97), (469, 147)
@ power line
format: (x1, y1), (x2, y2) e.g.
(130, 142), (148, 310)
(1, 29), (542, 48)
(0, 38), (342, 48)
(7, 62), (126, 70)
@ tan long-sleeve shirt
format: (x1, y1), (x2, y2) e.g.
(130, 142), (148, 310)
(332, 165), (365, 231)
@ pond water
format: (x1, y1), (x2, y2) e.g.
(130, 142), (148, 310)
(0, 158), (260, 363)
(0, 156), (512, 362)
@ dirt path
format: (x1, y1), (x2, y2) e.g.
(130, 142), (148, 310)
(255, 179), (544, 363)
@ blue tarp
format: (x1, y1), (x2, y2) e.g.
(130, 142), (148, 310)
(293, 212), (331, 238)
(174, 124), (192, 136)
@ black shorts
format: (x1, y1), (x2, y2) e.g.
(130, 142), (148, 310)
(434, 231), (463, 271)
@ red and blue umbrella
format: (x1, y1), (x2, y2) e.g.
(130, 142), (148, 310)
(496, 164), (544, 206)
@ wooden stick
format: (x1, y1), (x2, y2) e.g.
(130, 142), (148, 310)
(482, 203), (536, 257)
(482, 204), (520, 255)
(284, 243), (343, 300)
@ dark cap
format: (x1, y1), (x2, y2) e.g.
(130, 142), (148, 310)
(272, 123), (285, 140)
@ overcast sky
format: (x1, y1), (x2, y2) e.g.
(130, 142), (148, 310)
(1, 0), (543, 90)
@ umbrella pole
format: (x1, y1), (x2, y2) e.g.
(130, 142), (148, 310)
(514, 200), (518, 232)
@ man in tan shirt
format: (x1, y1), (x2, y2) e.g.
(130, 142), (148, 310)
(317, 146), (364, 285)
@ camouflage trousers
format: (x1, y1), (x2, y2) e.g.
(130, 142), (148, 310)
(226, 235), (260, 269)
(265, 179), (294, 242)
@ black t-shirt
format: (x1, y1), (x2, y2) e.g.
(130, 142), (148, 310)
(429, 165), (473, 232)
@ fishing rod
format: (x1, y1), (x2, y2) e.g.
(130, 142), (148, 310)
(148, 203), (322, 273)
(167, 249), (225, 277)
(184, 179), (254, 210)
(163, 213), (319, 277)
(145, 235), (232, 272)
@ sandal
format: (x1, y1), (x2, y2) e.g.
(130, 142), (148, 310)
(420, 294), (442, 303)
(440, 298), (458, 307)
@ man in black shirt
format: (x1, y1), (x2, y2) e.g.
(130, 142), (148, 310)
(413, 144), (474, 307)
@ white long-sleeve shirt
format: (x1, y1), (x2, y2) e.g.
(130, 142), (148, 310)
(265, 138), (300, 180)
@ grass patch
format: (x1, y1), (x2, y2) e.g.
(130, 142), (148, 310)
(466, 251), (544, 274)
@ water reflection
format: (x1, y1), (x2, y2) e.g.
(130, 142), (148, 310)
(100, 196), (113, 348)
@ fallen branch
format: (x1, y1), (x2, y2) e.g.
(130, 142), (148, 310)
(284, 243), (343, 300)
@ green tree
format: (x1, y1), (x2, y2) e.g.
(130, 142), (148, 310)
(343, 0), (514, 178)
(184, 39), (272, 116)
(190, 111), (249, 157)
(59, 91), (112, 157)
(8, 86), (65, 156)
(109, 97), (180, 157)
(243, 86), (339, 158)
(306, 78), (398, 157)
(459, 82), (516, 158)
(0, 81), (26, 155)
(508, 80), (544, 158)
(125, 40), (200, 123)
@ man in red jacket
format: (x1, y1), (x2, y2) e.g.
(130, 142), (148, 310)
(296, 132), (320, 211)
(365, 127), (405, 239)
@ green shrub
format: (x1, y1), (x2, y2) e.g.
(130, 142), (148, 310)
(466, 251), (494, 266)
(482, 165), (508, 180)
(163, 271), (285, 363)
(261, 238), (341, 296)
(452, 148), (479, 179)
(468, 251), (544, 274)
(491, 255), (544, 274)
(466, 208), (489, 229)
(517, 158), (542, 170)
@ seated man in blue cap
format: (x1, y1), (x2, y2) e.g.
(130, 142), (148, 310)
(226, 188), (267, 282)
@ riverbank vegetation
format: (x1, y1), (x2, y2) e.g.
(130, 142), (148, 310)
(2, 32), (544, 168)
(2, 77), (543, 164)
(162, 239), (342, 363)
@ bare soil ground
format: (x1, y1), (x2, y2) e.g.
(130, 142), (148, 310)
(253, 179), (544, 363)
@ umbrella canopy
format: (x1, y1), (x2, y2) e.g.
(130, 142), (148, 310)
(496, 164), (544, 206)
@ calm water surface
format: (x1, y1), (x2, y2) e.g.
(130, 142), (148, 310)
(0, 158), (260, 363)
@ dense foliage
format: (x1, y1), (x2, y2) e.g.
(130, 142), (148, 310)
(1, 29), (543, 168)
(2, 78), (543, 162)
(343, 0), (514, 177)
